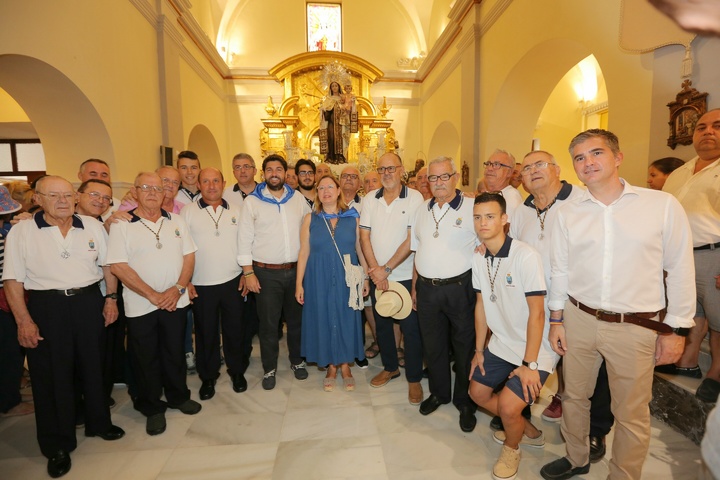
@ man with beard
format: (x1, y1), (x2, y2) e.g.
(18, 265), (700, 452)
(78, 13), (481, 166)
(238, 155), (311, 390)
(295, 159), (316, 208)
(223, 153), (258, 208)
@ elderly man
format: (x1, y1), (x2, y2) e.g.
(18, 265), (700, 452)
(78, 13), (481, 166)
(108, 172), (201, 437)
(295, 159), (316, 208)
(223, 153), (258, 208)
(116, 166), (184, 214)
(540, 130), (695, 480)
(360, 153), (424, 403)
(238, 154), (311, 390)
(285, 165), (299, 189)
(4, 176), (124, 478)
(415, 166), (432, 200)
(182, 168), (247, 397)
(77, 159), (119, 220)
(661, 108), (720, 402)
(363, 171), (381, 194)
(481, 150), (523, 218)
(175, 151), (201, 207)
(411, 156), (478, 432)
(316, 162), (332, 178)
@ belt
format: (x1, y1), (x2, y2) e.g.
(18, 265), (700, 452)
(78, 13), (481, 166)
(32, 282), (100, 297)
(694, 242), (720, 251)
(252, 261), (297, 270)
(418, 270), (471, 287)
(568, 295), (670, 334)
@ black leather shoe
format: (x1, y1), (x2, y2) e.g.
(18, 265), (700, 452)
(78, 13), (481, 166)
(589, 435), (606, 463)
(86, 425), (125, 441)
(232, 373), (247, 393)
(490, 404), (531, 431)
(540, 457), (590, 480)
(168, 399), (202, 415)
(419, 394), (449, 415)
(47, 449), (71, 478)
(459, 405), (477, 432)
(146, 413), (167, 436)
(199, 379), (216, 400)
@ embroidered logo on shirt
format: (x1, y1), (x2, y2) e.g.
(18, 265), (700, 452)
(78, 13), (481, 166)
(231, 216), (237, 224)
(455, 217), (463, 225)
(175, 228), (181, 238)
(88, 239), (95, 250)
(505, 273), (513, 285)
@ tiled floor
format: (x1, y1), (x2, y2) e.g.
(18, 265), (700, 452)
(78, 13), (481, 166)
(0, 338), (703, 479)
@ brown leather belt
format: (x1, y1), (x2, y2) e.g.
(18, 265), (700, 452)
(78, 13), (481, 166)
(568, 296), (670, 334)
(253, 261), (297, 270)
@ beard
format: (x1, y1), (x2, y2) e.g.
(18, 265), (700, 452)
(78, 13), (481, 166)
(267, 178), (285, 191)
(298, 182), (314, 191)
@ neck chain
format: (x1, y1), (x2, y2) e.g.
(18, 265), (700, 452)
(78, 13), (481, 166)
(431, 205), (451, 238)
(138, 218), (165, 249)
(485, 257), (502, 302)
(204, 206), (224, 237)
(533, 195), (559, 240)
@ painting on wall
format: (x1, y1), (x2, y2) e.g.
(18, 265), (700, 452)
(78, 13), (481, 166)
(307, 3), (342, 52)
(667, 80), (708, 149)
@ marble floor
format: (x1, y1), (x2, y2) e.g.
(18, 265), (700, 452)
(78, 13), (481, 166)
(0, 337), (703, 480)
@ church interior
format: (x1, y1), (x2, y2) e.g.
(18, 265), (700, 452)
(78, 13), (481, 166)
(0, 0), (716, 478)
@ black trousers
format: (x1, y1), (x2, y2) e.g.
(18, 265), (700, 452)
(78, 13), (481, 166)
(254, 267), (303, 373)
(590, 359), (614, 437)
(416, 271), (476, 408)
(0, 308), (23, 413)
(192, 276), (245, 380)
(127, 307), (190, 417)
(238, 292), (259, 374)
(27, 287), (111, 458)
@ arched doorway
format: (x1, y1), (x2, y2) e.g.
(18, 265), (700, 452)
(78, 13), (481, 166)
(187, 124), (222, 170)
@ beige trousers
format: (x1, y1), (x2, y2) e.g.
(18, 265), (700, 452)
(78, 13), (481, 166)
(560, 301), (657, 480)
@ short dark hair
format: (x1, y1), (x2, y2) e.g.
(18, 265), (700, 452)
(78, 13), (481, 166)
(178, 150), (199, 161)
(262, 154), (287, 172)
(295, 158), (316, 174)
(569, 129), (620, 156)
(79, 158), (109, 171)
(650, 157), (684, 175)
(474, 191), (506, 214)
(78, 179), (112, 193)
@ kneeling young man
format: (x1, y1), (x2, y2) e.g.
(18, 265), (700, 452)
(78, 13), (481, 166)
(468, 192), (559, 480)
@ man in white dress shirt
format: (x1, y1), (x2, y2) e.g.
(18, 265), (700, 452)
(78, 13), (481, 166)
(540, 129), (695, 480)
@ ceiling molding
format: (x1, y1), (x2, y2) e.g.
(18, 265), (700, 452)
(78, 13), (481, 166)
(128, 0), (157, 26)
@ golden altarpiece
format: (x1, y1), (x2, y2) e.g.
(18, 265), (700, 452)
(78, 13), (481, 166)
(260, 52), (397, 175)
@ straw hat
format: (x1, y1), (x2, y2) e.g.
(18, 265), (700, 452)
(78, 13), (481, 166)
(374, 281), (412, 320)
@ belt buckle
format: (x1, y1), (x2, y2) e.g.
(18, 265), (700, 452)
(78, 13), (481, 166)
(431, 278), (442, 286)
(63, 289), (75, 297)
(596, 309), (615, 320)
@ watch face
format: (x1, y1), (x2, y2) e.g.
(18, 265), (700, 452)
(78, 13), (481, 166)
(529, 362), (538, 370)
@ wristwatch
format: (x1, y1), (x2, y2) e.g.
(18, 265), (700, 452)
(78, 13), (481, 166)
(384, 265), (392, 274)
(175, 284), (186, 295)
(671, 327), (690, 337)
(104, 293), (118, 300)
(522, 360), (539, 371)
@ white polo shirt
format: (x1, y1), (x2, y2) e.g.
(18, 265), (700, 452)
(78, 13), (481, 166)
(360, 186), (423, 282)
(3, 213), (106, 290)
(237, 183), (311, 266)
(107, 209), (197, 317)
(549, 180), (696, 328)
(472, 237), (557, 372)
(662, 156), (720, 247)
(175, 186), (200, 208)
(501, 185), (524, 219)
(411, 190), (476, 279)
(181, 198), (242, 286)
(223, 182), (257, 209)
(345, 193), (363, 214)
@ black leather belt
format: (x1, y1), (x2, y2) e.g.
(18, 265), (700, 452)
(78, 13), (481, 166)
(568, 295), (670, 334)
(418, 270), (471, 287)
(32, 282), (100, 297)
(694, 242), (720, 251)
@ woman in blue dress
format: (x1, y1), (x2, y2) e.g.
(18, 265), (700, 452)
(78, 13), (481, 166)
(296, 174), (369, 391)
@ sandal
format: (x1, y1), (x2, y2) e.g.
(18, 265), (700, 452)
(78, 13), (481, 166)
(323, 376), (336, 392)
(397, 347), (405, 369)
(365, 341), (380, 359)
(343, 375), (356, 391)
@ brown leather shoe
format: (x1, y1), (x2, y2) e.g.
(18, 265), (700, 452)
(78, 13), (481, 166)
(370, 369), (401, 388)
(408, 382), (423, 405)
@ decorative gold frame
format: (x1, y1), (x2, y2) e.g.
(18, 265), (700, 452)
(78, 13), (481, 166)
(667, 80), (708, 149)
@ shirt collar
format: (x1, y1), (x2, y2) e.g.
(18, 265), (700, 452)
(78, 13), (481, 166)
(375, 185), (409, 199)
(128, 208), (172, 222)
(179, 186), (198, 200)
(234, 182), (257, 199)
(34, 212), (84, 229)
(579, 178), (638, 205)
(198, 197), (229, 210)
(427, 189), (463, 211)
(483, 236), (513, 259)
(523, 181), (573, 210)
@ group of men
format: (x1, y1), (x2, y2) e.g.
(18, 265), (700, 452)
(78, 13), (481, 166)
(4, 111), (718, 479)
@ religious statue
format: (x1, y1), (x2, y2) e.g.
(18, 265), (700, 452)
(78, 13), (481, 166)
(461, 160), (470, 186)
(319, 81), (347, 164)
(341, 82), (357, 156)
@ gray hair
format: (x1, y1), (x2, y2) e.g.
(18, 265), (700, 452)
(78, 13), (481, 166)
(428, 156), (456, 174)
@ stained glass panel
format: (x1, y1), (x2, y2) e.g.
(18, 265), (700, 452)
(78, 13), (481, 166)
(307, 3), (341, 52)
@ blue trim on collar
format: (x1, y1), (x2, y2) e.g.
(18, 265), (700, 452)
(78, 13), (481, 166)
(128, 208), (171, 222)
(428, 189), (463, 211)
(34, 212), (85, 229)
(374, 185), (409, 199)
(523, 181), (573, 209)
(249, 182), (295, 211)
(353, 193), (361, 204)
(198, 198), (229, 210)
(483, 236), (513, 259)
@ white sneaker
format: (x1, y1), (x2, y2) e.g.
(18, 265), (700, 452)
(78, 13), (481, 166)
(186, 352), (197, 375)
(493, 429), (545, 448)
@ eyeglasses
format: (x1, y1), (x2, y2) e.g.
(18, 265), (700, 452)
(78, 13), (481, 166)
(340, 174), (359, 180)
(297, 171), (315, 177)
(36, 192), (76, 202)
(233, 164), (255, 171)
(83, 191), (113, 204)
(521, 161), (551, 175)
(135, 184), (163, 193)
(427, 173), (456, 182)
(483, 161), (513, 170)
(161, 177), (180, 186)
(377, 166), (399, 174)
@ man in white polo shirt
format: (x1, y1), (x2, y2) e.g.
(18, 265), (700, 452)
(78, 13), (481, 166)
(469, 191), (556, 480)
(182, 168), (247, 398)
(175, 151), (201, 207)
(223, 153), (258, 208)
(238, 154), (311, 390)
(360, 153), (424, 404)
(411, 156), (478, 432)
(479, 149), (523, 219)
(77, 158), (120, 220)
(107, 172), (200, 437)
(4, 176), (124, 478)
